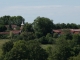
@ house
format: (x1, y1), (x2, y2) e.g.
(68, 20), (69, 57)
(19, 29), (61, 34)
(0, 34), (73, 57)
(5, 25), (17, 30)
(0, 21), (24, 35)
(0, 30), (21, 34)
(70, 29), (80, 34)
(53, 29), (80, 34)
(53, 30), (61, 34)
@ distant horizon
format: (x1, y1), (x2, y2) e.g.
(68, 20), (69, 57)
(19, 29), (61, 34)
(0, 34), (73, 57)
(0, 0), (80, 24)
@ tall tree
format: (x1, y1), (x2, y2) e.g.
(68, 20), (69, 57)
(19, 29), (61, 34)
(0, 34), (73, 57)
(33, 16), (53, 38)
(26, 40), (48, 60)
(52, 39), (72, 60)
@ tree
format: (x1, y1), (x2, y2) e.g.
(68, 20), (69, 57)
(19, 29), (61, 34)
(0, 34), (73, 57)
(20, 32), (35, 41)
(66, 23), (72, 29)
(72, 34), (80, 45)
(70, 23), (78, 29)
(0, 15), (25, 26)
(46, 33), (54, 44)
(2, 41), (13, 55)
(0, 25), (7, 32)
(61, 29), (72, 40)
(60, 23), (67, 29)
(26, 40), (48, 60)
(22, 22), (33, 32)
(33, 16), (53, 38)
(38, 36), (48, 44)
(69, 53), (80, 60)
(51, 38), (72, 60)
(15, 16), (25, 26)
(53, 33), (58, 38)
(3, 40), (29, 60)
(0, 15), (10, 25)
(55, 23), (61, 29)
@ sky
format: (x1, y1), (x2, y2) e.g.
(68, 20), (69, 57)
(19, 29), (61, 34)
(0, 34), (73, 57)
(0, 0), (80, 24)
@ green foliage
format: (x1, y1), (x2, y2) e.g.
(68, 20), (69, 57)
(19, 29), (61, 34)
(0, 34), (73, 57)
(0, 15), (25, 26)
(33, 16), (53, 38)
(22, 22), (33, 32)
(0, 34), (8, 39)
(69, 53), (80, 60)
(20, 32), (35, 41)
(72, 45), (80, 56)
(2, 41), (13, 55)
(38, 33), (54, 44)
(47, 46), (54, 60)
(72, 34), (80, 45)
(3, 40), (28, 60)
(46, 33), (54, 44)
(54, 23), (79, 29)
(15, 16), (25, 26)
(1, 40), (48, 60)
(60, 29), (72, 40)
(9, 31), (14, 40)
(38, 36), (48, 44)
(0, 16), (10, 25)
(55, 39), (71, 60)
(48, 38), (72, 60)
(53, 33), (59, 38)
(0, 25), (7, 32)
(26, 40), (48, 60)
(55, 23), (61, 29)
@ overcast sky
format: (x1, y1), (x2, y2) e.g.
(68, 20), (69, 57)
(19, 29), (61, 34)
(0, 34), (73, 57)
(0, 0), (80, 24)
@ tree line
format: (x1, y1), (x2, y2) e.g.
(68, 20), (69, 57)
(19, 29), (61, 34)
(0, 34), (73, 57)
(0, 15), (24, 26)
(0, 15), (24, 32)
(53, 23), (80, 29)
(0, 15), (80, 29)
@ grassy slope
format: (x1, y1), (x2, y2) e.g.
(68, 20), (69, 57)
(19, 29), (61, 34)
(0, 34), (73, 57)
(0, 39), (9, 56)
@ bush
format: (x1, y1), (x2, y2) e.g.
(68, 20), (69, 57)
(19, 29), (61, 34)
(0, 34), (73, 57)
(38, 36), (48, 44)
(46, 33), (54, 44)
(2, 41), (13, 55)
(0, 34), (8, 39)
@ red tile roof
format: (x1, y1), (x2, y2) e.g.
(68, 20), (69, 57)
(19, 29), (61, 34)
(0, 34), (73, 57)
(53, 29), (80, 34)
(0, 25), (22, 35)
(11, 30), (21, 34)
(0, 32), (9, 34)
(53, 30), (61, 33)
(0, 30), (21, 34)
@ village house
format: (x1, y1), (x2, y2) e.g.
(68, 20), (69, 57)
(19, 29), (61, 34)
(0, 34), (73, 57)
(53, 29), (80, 35)
(0, 21), (24, 35)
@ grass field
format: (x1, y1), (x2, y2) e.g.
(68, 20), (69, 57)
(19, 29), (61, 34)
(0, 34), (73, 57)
(0, 39), (10, 56)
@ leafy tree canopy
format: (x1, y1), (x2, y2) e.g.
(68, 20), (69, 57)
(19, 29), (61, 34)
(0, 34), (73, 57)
(33, 16), (53, 38)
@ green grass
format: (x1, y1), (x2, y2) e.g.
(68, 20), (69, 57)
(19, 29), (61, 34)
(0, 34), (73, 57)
(0, 39), (10, 56)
